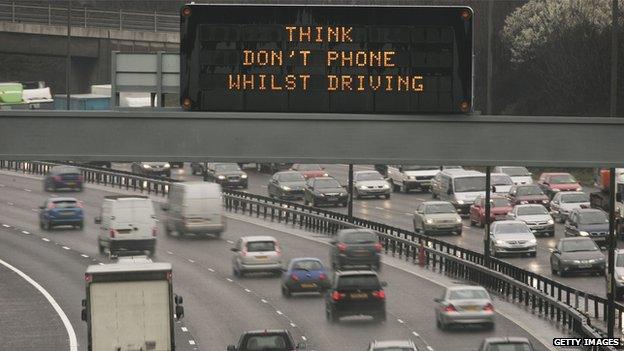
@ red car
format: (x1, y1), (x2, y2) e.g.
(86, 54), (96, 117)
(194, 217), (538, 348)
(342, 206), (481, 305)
(507, 184), (551, 209)
(537, 172), (582, 198)
(469, 195), (513, 227)
(290, 164), (328, 179)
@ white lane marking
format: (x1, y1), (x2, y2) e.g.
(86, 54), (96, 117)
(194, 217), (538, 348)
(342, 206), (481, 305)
(189, 340), (196, 345)
(404, 212), (412, 216)
(62, 246), (70, 250)
(187, 258), (195, 263)
(375, 206), (384, 210)
(260, 299), (268, 303)
(42, 238), (50, 242)
(98, 263), (105, 266)
(226, 240), (234, 244)
(21, 231), (30, 235)
(226, 278), (233, 282)
(0, 258), (78, 351)
(7, 202), (14, 206)
(427, 347), (434, 351)
(207, 268), (215, 272)
(2, 224), (10, 228)
(463, 225), (470, 229)
(397, 318), (404, 324)
(244, 288), (251, 293)
(80, 254), (89, 258)
(181, 327), (188, 332)
(301, 336), (307, 341)
(412, 331), (420, 337)
(166, 250), (174, 255)
(290, 322), (296, 327)
(24, 188), (32, 192)
(276, 310), (283, 315)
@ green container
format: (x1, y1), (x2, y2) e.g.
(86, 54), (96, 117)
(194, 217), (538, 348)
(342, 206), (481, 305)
(0, 83), (23, 104)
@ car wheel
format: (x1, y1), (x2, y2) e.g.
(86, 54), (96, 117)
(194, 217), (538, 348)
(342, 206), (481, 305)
(328, 308), (339, 323)
(437, 319), (447, 331)
(558, 267), (566, 277)
(549, 231), (555, 237)
(282, 286), (291, 298)
(374, 263), (382, 272)
(478, 218), (485, 228)
(77, 221), (84, 230)
(551, 267), (557, 275)
(147, 249), (155, 258)
(233, 266), (241, 277)
(311, 199), (317, 207)
(391, 180), (400, 192)
(469, 217), (475, 226)
(456, 230), (462, 236)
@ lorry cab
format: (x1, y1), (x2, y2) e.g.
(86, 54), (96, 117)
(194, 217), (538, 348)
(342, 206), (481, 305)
(95, 195), (157, 257)
(431, 169), (486, 214)
(161, 182), (225, 237)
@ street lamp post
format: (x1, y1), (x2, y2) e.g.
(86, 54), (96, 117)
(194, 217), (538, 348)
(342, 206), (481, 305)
(484, 166), (492, 266)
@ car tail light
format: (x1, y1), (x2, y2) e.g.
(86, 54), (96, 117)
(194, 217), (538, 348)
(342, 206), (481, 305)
(53, 175), (62, 182)
(84, 273), (92, 282)
(372, 290), (386, 299)
(331, 291), (345, 301)
(275, 244), (281, 255)
(241, 247), (247, 256)
(76, 201), (84, 208)
(152, 227), (158, 237)
(444, 304), (457, 312)
(290, 274), (299, 281)
(337, 242), (347, 252)
(483, 303), (494, 312)
(319, 273), (327, 281)
(374, 242), (383, 252)
(109, 229), (116, 238)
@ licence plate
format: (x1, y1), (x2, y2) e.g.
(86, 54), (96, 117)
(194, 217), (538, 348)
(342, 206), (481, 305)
(301, 283), (317, 288)
(463, 305), (480, 311)
(61, 211), (73, 216)
(255, 256), (268, 260)
(350, 293), (367, 299)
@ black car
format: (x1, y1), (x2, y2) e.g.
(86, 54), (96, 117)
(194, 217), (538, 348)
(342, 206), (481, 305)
(130, 162), (171, 178)
(203, 163), (248, 189)
(227, 330), (306, 351)
(564, 208), (609, 246)
(330, 229), (382, 271)
(44, 165), (83, 192)
(325, 270), (387, 323)
(259, 163), (293, 174)
(550, 237), (606, 277)
(268, 171), (306, 200)
(169, 161), (184, 168)
(303, 177), (347, 207)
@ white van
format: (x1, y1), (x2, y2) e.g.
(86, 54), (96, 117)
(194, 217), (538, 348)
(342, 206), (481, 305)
(431, 170), (486, 214)
(95, 195), (157, 257)
(161, 182), (225, 237)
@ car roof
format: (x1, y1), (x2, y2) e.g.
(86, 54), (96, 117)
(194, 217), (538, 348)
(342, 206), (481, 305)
(338, 228), (376, 235)
(573, 208), (604, 214)
(50, 165), (80, 172)
(422, 201), (453, 206)
(557, 191), (585, 196)
(312, 176), (336, 180)
(442, 169), (483, 177)
(48, 197), (78, 202)
(335, 270), (379, 276)
(515, 184), (539, 187)
(514, 204), (546, 208)
(559, 237), (593, 242)
(370, 340), (415, 348)
(483, 337), (530, 344)
(491, 172), (511, 177)
(242, 235), (277, 242)
(289, 257), (322, 263)
(492, 220), (525, 226)
(275, 171), (302, 175)
(542, 172), (570, 176)
(243, 329), (290, 335)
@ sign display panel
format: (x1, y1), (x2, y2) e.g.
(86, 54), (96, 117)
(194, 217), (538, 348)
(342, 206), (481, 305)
(180, 4), (473, 113)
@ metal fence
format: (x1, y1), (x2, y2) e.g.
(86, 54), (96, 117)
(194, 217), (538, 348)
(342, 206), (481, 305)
(0, 159), (618, 349)
(0, 1), (178, 32)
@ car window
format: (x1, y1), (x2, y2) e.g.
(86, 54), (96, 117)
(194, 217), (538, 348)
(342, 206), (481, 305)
(516, 186), (543, 196)
(617, 253), (624, 267)
(291, 260), (323, 271)
(486, 343), (532, 351)
(297, 164), (322, 171)
(314, 178), (341, 188)
(278, 173), (304, 182)
(492, 175), (513, 185)
(424, 203), (456, 214)
(492, 198), (511, 207)
(51, 200), (78, 208)
(244, 334), (291, 351)
(453, 176), (485, 193)
(494, 223), (530, 234)
(579, 212), (608, 224)
(215, 164), (240, 172)
(337, 275), (381, 289)
(355, 172), (384, 181)
(516, 206), (548, 216)
(549, 174), (577, 184)
(246, 241), (276, 252)
(561, 239), (599, 252)
(560, 193), (589, 203)
(448, 289), (489, 300)
(343, 232), (378, 244)
(401, 165), (439, 171)
(501, 167), (531, 176)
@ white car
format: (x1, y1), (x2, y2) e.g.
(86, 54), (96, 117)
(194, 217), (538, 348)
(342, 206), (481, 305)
(387, 165), (440, 192)
(508, 204), (555, 237)
(353, 170), (391, 199)
(489, 220), (537, 257)
(231, 236), (282, 277)
(491, 173), (514, 194)
(493, 166), (532, 185)
(550, 191), (590, 223)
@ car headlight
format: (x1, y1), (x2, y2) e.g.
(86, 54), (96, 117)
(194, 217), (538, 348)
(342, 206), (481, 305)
(359, 185), (368, 190)
(495, 240), (505, 245)
(217, 175), (226, 180)
(241, 174), (248, 179)
(547, 219), (554, 225)
(579, 231), (589, 236)
(542, 200), (549, 203)
(576, 187), (583, 191)
(528, 238), (537, 244)
(282, 186), (291, 191)
(597, 257), (605, 261)
(425, 218), (434, 225)
(552, 188), (560, 192)
(382, 184), (390, 189)
(619, 275), (624, 281)
(456, 217), (462, 223)
(340, 192), (347, 196)
(163, 163), (171, 168)
(456, 200), (464, 205)
(323, 173), (329, 177)
(142, 164), (151, 169)
(317, 193), (325, 197)
(572, 260), (581, 264)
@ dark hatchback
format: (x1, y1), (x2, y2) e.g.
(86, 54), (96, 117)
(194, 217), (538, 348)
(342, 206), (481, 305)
(303, 177), (347, 207)
(39, 197), (84, 230)
(550, 237), (605, 276)
(507, 184), (550, 208)
(325, 270), (387, 323)
(268, 171), (306, 200)
(204, 163), (248, 189)
(564, 208), (609, 246)
(43, 166), (83, 192)
(227, 330), (306, 351)
(330, 229), (382, 271)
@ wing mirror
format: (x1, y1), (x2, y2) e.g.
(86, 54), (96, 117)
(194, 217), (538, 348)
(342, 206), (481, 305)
(491, 186), (497, 193)
(175, 305), (184, 320)
(297, 342), (307, 350)
(81, 308), (87, 322)
(175, 295), (184, 305)
(447, 188), (452, 195)
(549, 248), (560, 254)
(161, 203), (169, 211)
(94, 216), (102, 224)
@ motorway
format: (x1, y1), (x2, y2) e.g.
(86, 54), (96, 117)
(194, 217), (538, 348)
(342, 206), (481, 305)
(146, 163), (611, 299)
(0, 169), (560, 351)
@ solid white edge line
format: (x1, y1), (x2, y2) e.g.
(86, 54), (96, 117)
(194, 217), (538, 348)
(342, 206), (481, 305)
(0, 258), (78, 351)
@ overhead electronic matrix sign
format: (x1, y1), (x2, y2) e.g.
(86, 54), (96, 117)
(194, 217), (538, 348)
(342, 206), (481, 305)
(180, 4), (473, 114)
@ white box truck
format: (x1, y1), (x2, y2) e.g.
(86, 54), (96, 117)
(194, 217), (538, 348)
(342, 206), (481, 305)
(81, 261), (184, 351)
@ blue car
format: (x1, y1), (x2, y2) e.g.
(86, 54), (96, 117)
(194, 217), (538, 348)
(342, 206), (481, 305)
(281, 258), (330, 297)
(39, 197), (84, 230)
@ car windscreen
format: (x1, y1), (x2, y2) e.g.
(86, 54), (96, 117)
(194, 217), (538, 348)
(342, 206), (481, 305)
(561, 239), (599, 252)
(516, 186), (543, 196)
(292, 260), (323, 271)
(617, 254), (624, 267)
(52, 200), (78, 208)
(491, 198), (511, 207)
(492, 175), (513, 185)
(501, 167), (531, 176)
(560, 193), (589, 203)
(343, 232), (378, 244)
(494, 223), (530, 234)
(355, 172), (384, 181)
(215, 164), (240, 172)
(52, 167), (80, 175)
(516, 206), (548, 216)
(549, 174), (577, 184)
(298, 164), (322, 171)
(486, 343), (532, 351)
(424, 203), (456, 214)
(314, 179), (341, 188)
(448, 289), (489, 300)
(373, 348), (414, 351)
(243, 334), (292, 350)
(337, 275), (381, 289)
(246, 241), (276, 252)
(453, 176), (485, 192)
(401, 165), (439, 171)
(278, 173), (305, 182)
(579, 212), (608, 224)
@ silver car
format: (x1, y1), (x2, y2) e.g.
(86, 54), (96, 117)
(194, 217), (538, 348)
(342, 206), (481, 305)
(231, 236), (282, 277)
(508, 204), (554, 237)
(491, 173), (514, 194)
(413, 201), (463, 236)
(367, 340), (417, 351)
(354, 170), (391, 199)
(434, 285), (495, 330)
(550, 191), (589, 223)
(614, 250), (624, 300)
(489, 221), (537, 257)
